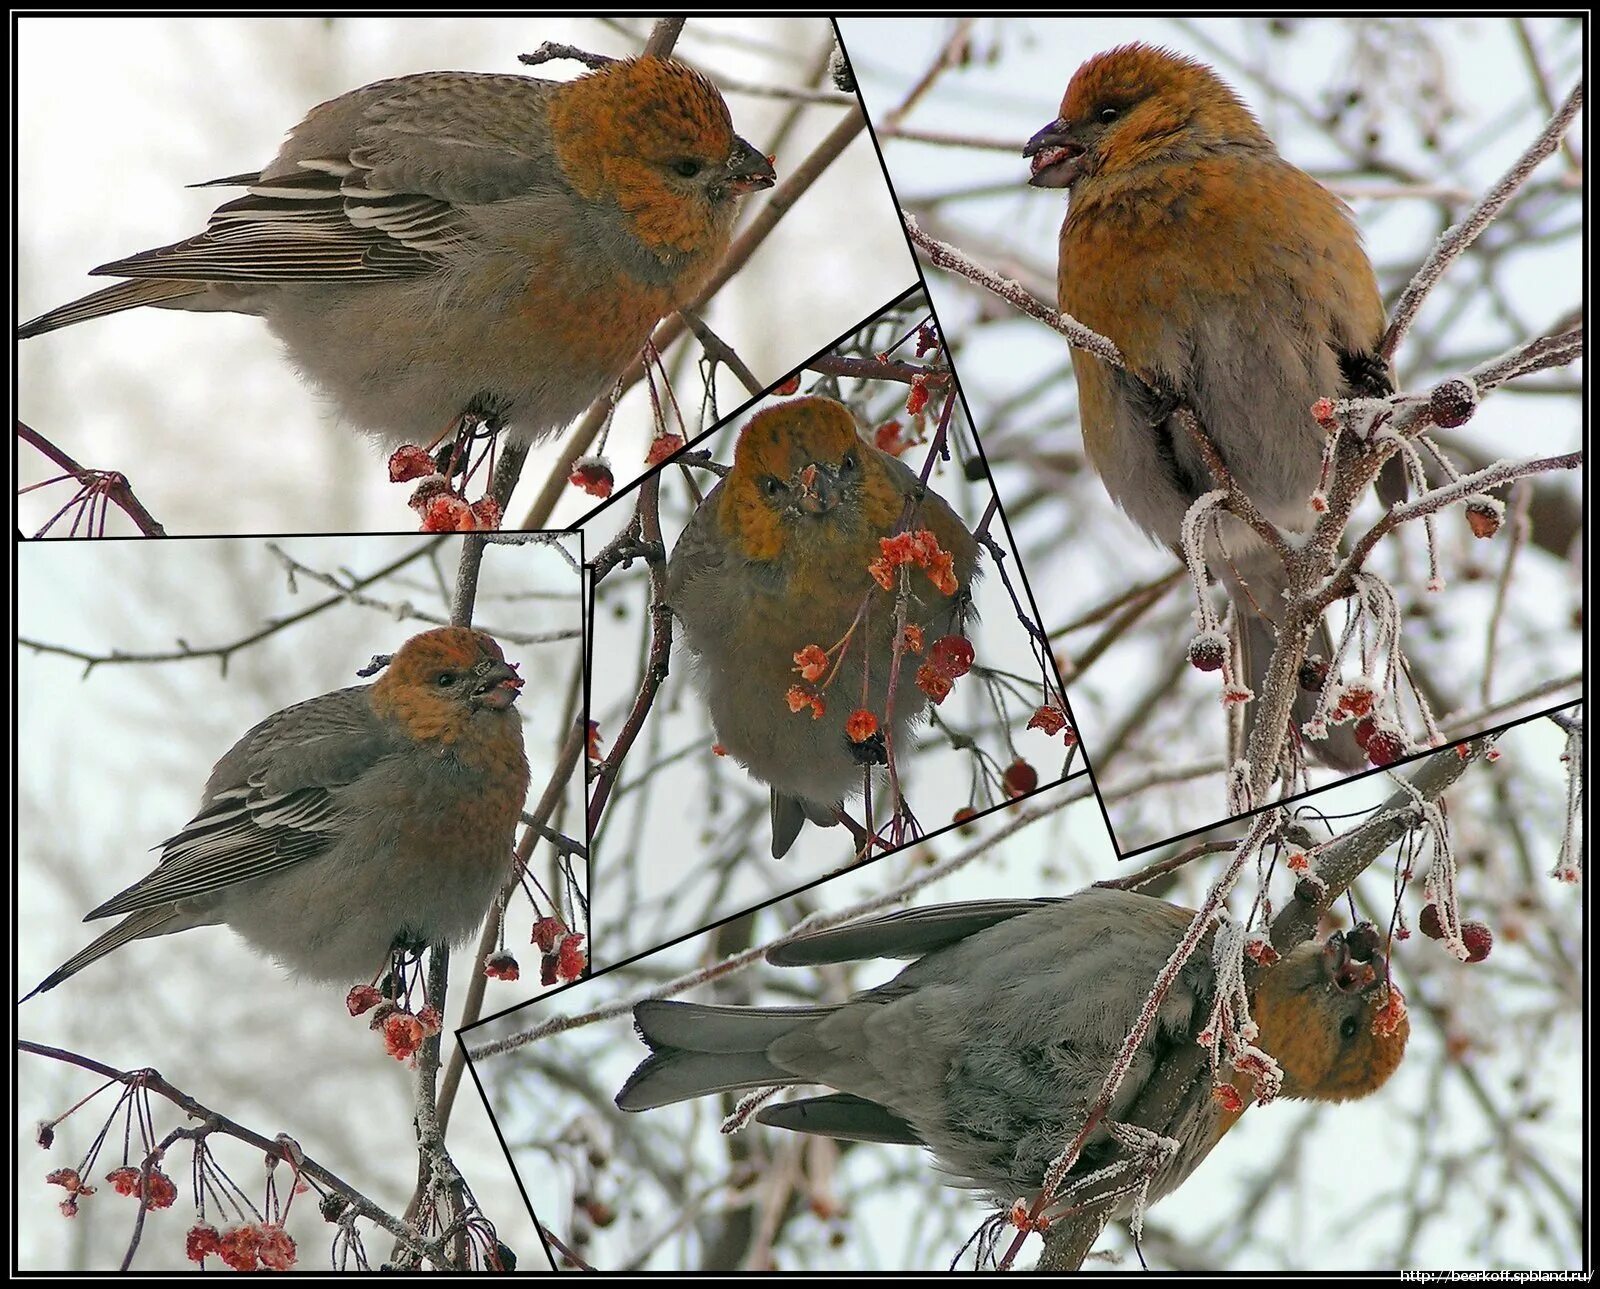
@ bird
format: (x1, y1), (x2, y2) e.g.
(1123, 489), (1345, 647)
(19, 56), (775, 451)
(666, 395), (981, 857)
(1023, 43), (1404, 770)
(24, 626), (530, 998)
(616, 887), (1410, 1216)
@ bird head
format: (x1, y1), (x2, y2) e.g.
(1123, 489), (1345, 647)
(1024, 42), (1270, 190)
(550, 56), (774, 257)
(371, 627), (524, 736)
(1252, 924), (1410, 1103)
(718, 396), (902, 565)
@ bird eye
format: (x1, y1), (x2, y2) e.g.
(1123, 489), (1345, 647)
(1340, 1015), (1360, 1041)
(436, 671), (459, 688)
(761, 476), (786, 497)
(673, 158), (703, 178)
(1098, 106), (1120, 124)
(840, 451), (858, 474)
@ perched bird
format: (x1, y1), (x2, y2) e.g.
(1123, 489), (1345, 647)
(1024, 44), (1403, 769)
(19, 57), (775, 449)
(25, 627), (529, 997)
(667, 396), (981, 857)
(617, 887), (1409, 1214)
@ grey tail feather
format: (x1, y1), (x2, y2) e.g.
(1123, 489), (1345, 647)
(633, 998), (832, 1053)
(1239, 611), (1365, 772)
(18, 280), (207, 339)
(615, 1048), (792, 1111)
(1376, 453), (1409, 508)
(20, 907), (182, 1002)
(616, 998), (835, 1112)
(770, 791), (806, 858)
(756, 1093), (924, 1146)
(770, 789), (839, 858)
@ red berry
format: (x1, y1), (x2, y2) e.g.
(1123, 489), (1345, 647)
(929, 635), (974, 679)
(645, 433), (687, 468)
(1461, 921), (1493, 963)
(1188, 634), (1227, 673)
(1418, 903), (1445, 940)
(844, 709), (879, 742)
(1026, 705), (1068, 736)
(1002, 759), (1038, 798)
(187, 1223), (222, 1264)
(468, 496), (503, 530)
(568, 458), (614, 499)
(1465, 498), (1502, 539)
(1337, 683), (1376, 719)
(1429, 377), (1477, 429)
(557, 933), (587, 982)
(1366, 728), (1406, 766)
(420, 493), (471, 532)
(257, 1225), (297, 1272)
(388, 444), (436, 483)
(915, 663), (953, 704)
(219, 1225), (262, 1273)
(485, 952), (520, 981)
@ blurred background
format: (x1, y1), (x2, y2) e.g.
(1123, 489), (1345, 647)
(17, 16), (917, 535)
(837, 16), (1584, 849)
(16, 534), (582, 1270)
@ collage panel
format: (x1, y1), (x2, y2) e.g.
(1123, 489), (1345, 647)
(583, 285), (1079, 964)
(840, 17), (1584, 851)
(18, 16), (914, 536)
(17, 533), (583, 1271)
(462, 706), (1581, 1271)
(11, 14), (1587, 1280)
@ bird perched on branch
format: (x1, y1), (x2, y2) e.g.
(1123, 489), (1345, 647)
(20, 57), (775, 451)
(667, 395), (981, 857)
(25, 627), (529, 997)
(617, 887), (1409, 1215)
(1024, 43), (1404, 768)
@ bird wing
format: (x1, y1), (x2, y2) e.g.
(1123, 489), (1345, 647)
(664, 479), (734, 600)
(766, 899), (1065, 967)
(84, 687), (396, 919)
(91, 72), (565, 285)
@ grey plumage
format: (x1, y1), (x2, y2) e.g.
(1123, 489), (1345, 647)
(617, 889), (1226, 1205)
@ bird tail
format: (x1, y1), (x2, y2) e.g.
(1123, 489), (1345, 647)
(18, 279), (208, 339)
(769, 790), (837, 859)
(614, 997), (833, 1111)
(21, 906), (187, 1001)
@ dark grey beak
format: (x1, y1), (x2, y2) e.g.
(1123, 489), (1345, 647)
(1023, 118), (1087, 189)
(721, 135), (777, 196)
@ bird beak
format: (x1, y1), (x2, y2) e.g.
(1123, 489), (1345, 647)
(1323, 930), (1381, 993)
(721, 135), (777, 196)
(792, 461), (842, 516)
(471, 662), (524, 711)
(1023, 118), (1088, 189)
